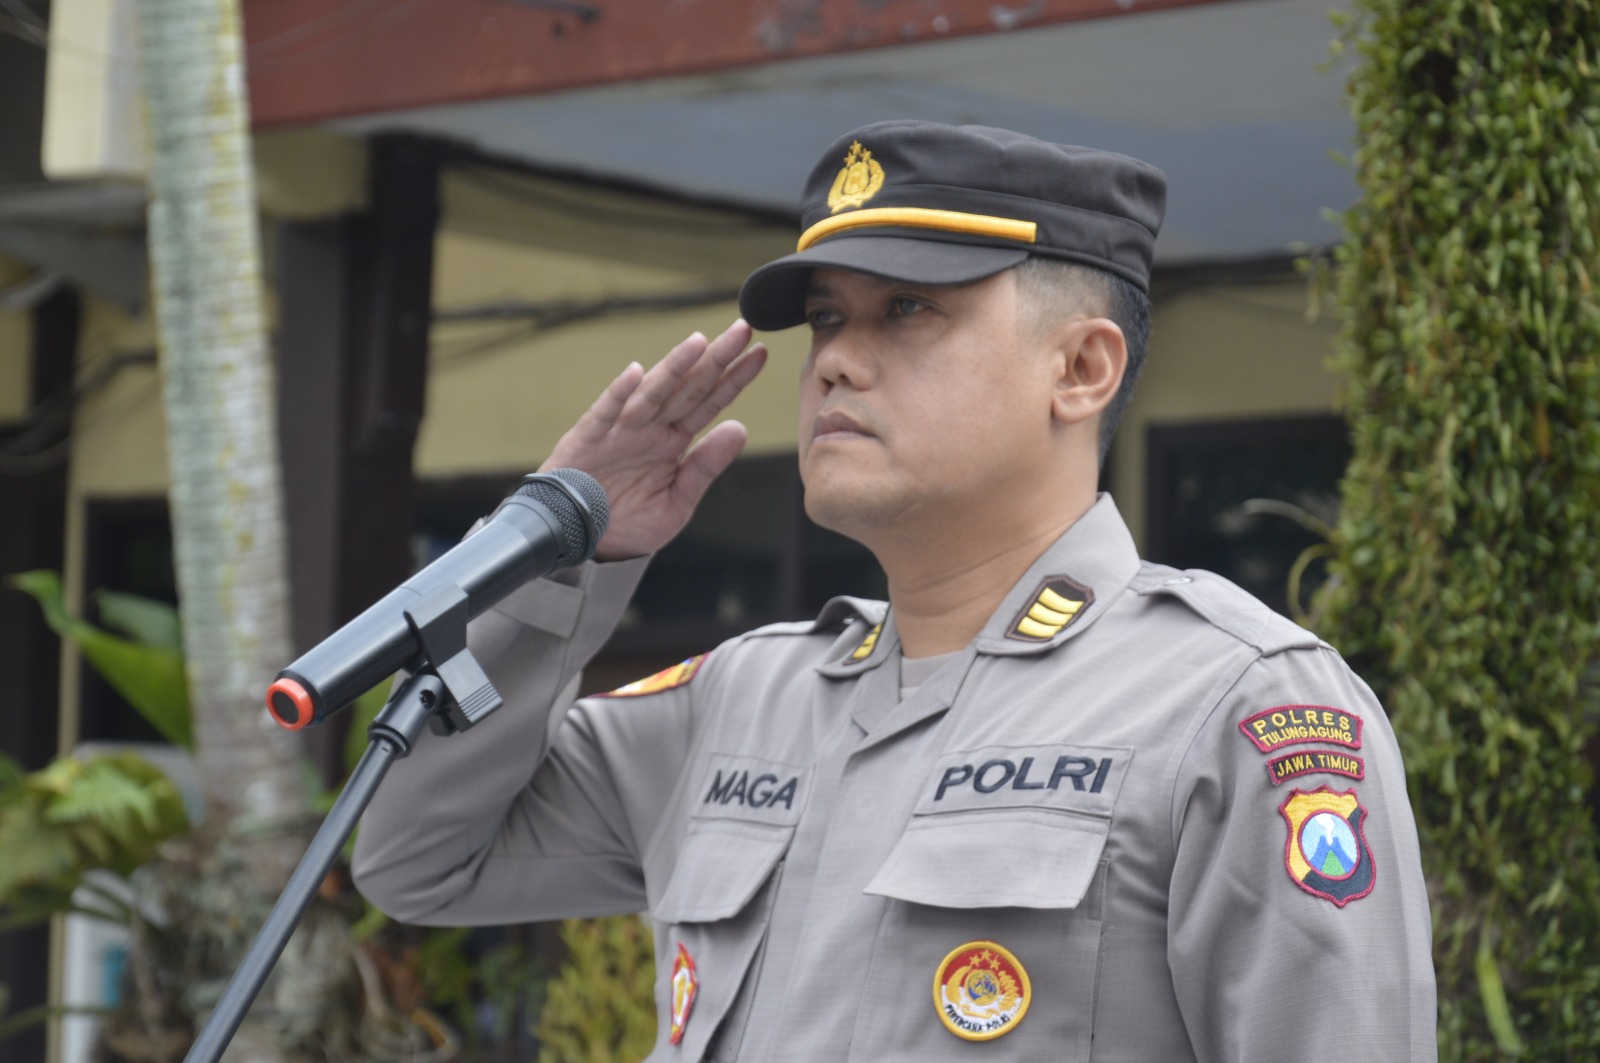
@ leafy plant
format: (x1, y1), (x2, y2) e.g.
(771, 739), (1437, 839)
(8, 572), (191, 749)
(536, 915), (656, 1063)
(0, 752), (188, 931)
(7, 571), (655, 1057)
(1320, 1), (1600, 1058)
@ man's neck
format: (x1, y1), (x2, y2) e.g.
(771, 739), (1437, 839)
(876, 493), (1096, 658)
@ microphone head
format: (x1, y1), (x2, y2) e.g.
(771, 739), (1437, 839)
(515, 468), (611, 565)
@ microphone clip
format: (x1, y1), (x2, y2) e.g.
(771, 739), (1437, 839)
(402, 582), (503, 736)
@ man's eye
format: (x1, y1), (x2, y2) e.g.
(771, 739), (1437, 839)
(888, 296), (926, 317)
(806, 307), (840, 329)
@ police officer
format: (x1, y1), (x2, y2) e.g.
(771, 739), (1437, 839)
(353, 121), (1437, 1061)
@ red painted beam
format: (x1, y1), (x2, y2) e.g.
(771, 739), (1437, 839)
(244, 0), (1235, 128)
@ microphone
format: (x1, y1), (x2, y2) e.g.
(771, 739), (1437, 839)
(266, 469), (610, 731)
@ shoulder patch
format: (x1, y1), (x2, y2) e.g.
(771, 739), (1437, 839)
(1266, 750), (1365, 787)
(1007, 577), (1093, 642)
(595, 654), (708, 699)
(1239, 705), (1363, 754)
(1280, 786), (1376, 907)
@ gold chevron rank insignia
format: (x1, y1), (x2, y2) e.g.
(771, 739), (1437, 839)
(1007, 578), (1094, 642)
(596, 654), (708, 698)
(850, 622), (883, 661)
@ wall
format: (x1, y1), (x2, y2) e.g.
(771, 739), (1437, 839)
(419, 228), (809, 478)
(1112, 276), (1343, 552)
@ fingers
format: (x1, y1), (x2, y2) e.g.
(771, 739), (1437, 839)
(617, 331), (708, 429)
(658, 320), (755, 425)
(573, 361), (644, 442)
(671, 420), (749, 511)
(676, 344), (768, 438)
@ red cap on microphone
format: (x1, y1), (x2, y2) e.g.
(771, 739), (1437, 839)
(267, 676), (314, 730)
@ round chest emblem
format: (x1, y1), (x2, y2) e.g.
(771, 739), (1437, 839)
(933, 940), (1032, 1041)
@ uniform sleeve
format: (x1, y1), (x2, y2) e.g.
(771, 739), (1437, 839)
(352, 553), (699, 926)
(1167, 645), (1437, 1062)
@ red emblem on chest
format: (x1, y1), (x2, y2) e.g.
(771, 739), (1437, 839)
(669, 943), (699, 1045)
(933, 940), (1032, 1041)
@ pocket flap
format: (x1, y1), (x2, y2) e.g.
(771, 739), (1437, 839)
(653, 820), (792, 924)
(863, 808), (1109, 910)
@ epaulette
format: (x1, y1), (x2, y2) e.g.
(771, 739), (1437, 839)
(1129, 564), (1323, 657)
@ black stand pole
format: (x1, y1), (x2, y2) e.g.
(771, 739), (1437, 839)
(182, 669), (447, 1063)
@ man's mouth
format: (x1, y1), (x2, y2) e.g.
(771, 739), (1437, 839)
(811, 410), (876, 444)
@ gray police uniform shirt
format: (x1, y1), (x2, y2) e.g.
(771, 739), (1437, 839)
(353, 495), (1437, 1062)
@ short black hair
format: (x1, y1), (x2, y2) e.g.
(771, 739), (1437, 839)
(1012, 257), (1151, 464)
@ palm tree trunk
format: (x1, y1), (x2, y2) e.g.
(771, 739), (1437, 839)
(134, 0), (305, 834)
(133, 3), (312, 1057)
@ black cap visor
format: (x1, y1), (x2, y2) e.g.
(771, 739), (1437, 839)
(738, 235), (1029, 331)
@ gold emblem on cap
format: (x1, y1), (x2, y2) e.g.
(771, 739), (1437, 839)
(828, 141), (885, 213)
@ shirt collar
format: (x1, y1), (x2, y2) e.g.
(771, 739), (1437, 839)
(973, 492), (1141, 656)
(816, 493), (1141, 674)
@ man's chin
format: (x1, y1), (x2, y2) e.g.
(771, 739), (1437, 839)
(802, 481), (911, 538)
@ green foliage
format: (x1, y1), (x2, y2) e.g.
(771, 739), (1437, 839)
(410, 926), (548, 1049)
(5, 569), (589, 1056)
(95, 588), (184, 651)
(0, 751), (188, 930)
(479, 934), (547, 1045)
(536, 916), (657, 1063)
(8, 571), (192, 748)
(1321, 1), (1600, 1057)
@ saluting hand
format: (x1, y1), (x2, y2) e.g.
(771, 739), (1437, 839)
(539, 320), (769, 561)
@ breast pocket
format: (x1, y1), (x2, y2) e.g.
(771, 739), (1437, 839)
(646, 818), (790, 1062)
(847, 808), (1110, 1061)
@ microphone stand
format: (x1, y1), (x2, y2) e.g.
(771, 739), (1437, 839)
(183, 584), (501, 1063)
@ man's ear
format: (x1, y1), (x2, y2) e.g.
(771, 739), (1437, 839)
(1050, 317), (1127, 428)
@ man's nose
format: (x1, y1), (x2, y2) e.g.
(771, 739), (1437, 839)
(810, 333), (875, 391)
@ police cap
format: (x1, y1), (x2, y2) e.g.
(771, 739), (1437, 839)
(738, 120), (1167, 331)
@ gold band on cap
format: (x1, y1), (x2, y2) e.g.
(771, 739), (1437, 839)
(796, 207), (1038, 252)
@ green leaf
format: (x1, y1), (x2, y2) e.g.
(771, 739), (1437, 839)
(7, 571), (192, 749)
(3, 754), (186, 895)
(81, 641), (190, 749)
(93, 589), (182, 650)
(42, 760), (159, 831)
(349, 901), (389, 941)
(0, 800), (79, 899)
(1476, 929), (1525, 1055)
(6, 571), (71, 633)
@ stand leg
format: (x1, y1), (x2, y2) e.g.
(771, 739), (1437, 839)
(183, 671), (445, 1063)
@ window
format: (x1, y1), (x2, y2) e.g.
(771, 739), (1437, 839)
(1145, 416), (1350, 618)
(78, 498), (176, 744)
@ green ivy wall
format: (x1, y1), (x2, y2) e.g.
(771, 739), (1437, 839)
(1321, 1), (1600, 1058)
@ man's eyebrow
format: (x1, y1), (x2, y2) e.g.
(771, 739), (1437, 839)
(804, 282), (836, 300)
